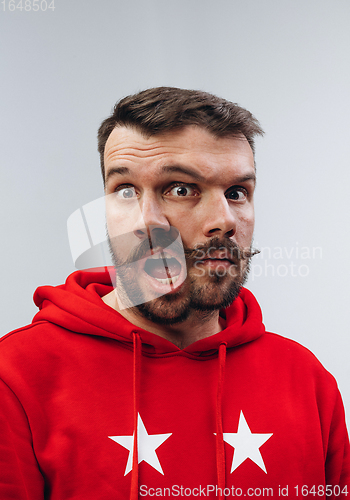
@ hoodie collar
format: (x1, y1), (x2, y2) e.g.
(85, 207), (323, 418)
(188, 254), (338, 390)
(33, 268), (265, 357)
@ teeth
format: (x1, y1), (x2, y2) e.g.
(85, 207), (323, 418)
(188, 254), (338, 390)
(150, 253), (162, 260)
(150, 251), (173, 260)
(153, 275), (179, 285)
(163, 251), (173, 259)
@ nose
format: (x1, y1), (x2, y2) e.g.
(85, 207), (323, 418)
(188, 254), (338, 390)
(133, 194), (171, 240)
(201, 194), (236, 238)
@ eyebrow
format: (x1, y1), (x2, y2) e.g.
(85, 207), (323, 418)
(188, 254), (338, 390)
(105, 164), (256, 185)
(160, 165), (206, 182)
(234, 172), (256, 184)
(164, 166), (256, 185)
(105, 164), (205, 184)
(105, 166), (130, 183)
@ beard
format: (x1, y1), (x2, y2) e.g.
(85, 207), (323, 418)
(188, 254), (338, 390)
(108, 230), (255, 325)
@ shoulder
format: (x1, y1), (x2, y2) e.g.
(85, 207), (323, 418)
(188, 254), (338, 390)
(250, 331), (339, 393)
(261, 330), (328, 362)
(0, 322), (44, 352)
(1, 320), (65, 348)
(0, 320), (77, 376)
(229, 329), (339, 392)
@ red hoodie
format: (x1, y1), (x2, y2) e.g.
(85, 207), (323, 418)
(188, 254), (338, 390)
(0, 269), (349, 499)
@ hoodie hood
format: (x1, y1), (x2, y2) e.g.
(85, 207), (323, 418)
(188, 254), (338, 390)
(32, 268), (265, 357)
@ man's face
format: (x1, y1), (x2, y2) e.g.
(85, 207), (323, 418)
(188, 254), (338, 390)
(104, 125), (256, 324)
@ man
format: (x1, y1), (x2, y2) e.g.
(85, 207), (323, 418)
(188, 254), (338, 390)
(0, 87), (349, 499)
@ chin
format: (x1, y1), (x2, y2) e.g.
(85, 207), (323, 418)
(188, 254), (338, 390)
(134, 298), (192, 325)
(190, 283), (242, 311)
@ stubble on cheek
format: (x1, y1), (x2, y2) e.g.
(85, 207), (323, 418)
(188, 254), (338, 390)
(108, 229), (254, 323)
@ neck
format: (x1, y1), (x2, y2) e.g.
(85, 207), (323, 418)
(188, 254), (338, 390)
(102, 290), (225, 349)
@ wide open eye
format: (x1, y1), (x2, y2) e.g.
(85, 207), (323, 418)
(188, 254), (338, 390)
(166, 184), (198, 197)
(115, 186), (138, 199)
(226, 187), (248, 202)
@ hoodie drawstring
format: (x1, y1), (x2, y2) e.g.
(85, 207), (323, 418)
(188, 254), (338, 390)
(216, 342), (227, 499)
(130, 332), (141, 500)
(130, 334), (227, 499)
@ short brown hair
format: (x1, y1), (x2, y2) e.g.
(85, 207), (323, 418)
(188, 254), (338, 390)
(97, 87), (264, 180)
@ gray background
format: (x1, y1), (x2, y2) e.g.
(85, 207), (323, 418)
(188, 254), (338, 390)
(1, 0), (349, 427)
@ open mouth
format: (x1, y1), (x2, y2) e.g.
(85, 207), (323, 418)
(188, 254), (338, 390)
(143, 250), (182, 286)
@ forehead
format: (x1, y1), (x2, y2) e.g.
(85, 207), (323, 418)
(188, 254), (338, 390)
(104, 125), (255, 182)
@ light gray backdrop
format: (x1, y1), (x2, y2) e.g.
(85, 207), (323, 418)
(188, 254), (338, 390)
(1, 0), (349, 427)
